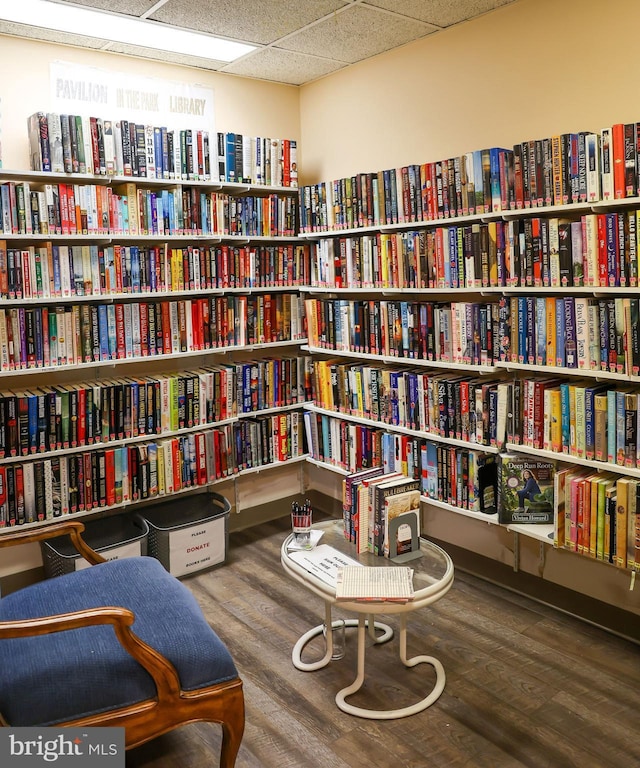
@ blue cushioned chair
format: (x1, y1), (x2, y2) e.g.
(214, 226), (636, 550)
(0, 520), (244, 768)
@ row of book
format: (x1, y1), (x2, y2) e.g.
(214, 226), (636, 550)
(28, 112), (299, 187)
(310, 211), (640, 290)
(334, 433), (552, 529)
(342, 455), (496, 560)
(516, 379), (640, 469)
(298, 122), (640, 232)
(0, 294), (306, 371)
(300, 147), (510, 232)
(0, 356), (312, 459)
(554, 468), (640, 571)
(0, 414), (305, 527)
(422, 444), (497, 515)
(283, 408), (640, 571)
(342, 469), (421, 556)
(0, 242), (310, 300)
(311, 360), (505, 447)
(312, 365), (640, 471)
(304, 410), (422, 476)
(0, 180), (299, 237)
(311, 231), (427, 290)
(305, 297), (498, 366)
(499, 295), (640, 376)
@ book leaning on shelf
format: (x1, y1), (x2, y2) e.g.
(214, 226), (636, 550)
(497, 454), (556, 524)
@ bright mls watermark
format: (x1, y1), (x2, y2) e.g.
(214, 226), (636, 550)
(0, 728), (124, 766)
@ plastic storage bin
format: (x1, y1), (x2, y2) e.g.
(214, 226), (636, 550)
(139, 492), (230, 578)
(42, 515), (149, 578)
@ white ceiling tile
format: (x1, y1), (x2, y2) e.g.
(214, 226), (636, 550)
(363, 0), (518, 28)
(150, 0), (350, 45)
(222, 48), (346, 85)
(278, 4), (436, 64)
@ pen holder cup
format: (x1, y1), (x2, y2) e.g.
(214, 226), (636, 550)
(291, 509), (312, 547)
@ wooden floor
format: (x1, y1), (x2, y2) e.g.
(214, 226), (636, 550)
(127, 516), (640, 768)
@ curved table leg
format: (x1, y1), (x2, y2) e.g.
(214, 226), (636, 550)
(336, 613), (446, 720)
(292, 603), (393, 672)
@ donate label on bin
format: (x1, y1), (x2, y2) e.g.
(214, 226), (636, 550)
(168, 517), (226, 576)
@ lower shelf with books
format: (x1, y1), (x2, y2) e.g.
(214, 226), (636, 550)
(304, 412), (640, 573)
(0, 411), (307, 529)
(0, 452), (309, 534)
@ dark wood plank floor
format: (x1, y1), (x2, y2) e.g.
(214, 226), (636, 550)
(127, 516), (640, 768)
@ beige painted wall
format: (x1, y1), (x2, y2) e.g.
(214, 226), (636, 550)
(0, 35), (300, 171)
(299, 0), (640, 185)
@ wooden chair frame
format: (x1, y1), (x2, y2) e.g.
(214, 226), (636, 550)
(0, 520), (244, 768)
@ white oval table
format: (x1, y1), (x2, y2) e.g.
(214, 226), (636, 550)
(281, 519), (454, 720)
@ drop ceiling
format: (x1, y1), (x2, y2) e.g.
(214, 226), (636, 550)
(0, 0), (519, 86)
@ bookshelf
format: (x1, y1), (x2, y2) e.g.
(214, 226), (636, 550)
(0, 164), (312, 531)
(299, 141), (640, 579)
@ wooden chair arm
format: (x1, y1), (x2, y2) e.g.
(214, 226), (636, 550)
(0, 606), (182, 698)
(0, 520), (106, 565)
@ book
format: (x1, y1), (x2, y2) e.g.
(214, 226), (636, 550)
(336, 565), (414, 602)
(383, 487), (421, 559)
(498, 454), (555, 524)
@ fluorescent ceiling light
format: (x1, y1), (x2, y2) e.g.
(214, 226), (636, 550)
(0, 0), (256, 62)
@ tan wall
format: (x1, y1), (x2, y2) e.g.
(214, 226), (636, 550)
(0, 35), (300, 171)
(299, 0), (640, 185)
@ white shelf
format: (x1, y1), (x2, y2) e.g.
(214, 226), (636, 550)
(238, 401), (311, 419)
(496, 285), (638, 295)
(304, 456), (351, 476)
(421, 495), (500, 524)
(302, 283), (640, 297)
(304, 345), (495, 373)
(305, 285), (483, 295)
(305, 403), (499, 454)
(494, 361), (633, 381)
(0, 338), (309, 379)
(504, 442), (640, 479)
(506, 523), (555, 544)
(0, 284), (306, 306)
(0, 231), (302, 243)
(0, 168), (299, 196)
(237, 454), (308, 476)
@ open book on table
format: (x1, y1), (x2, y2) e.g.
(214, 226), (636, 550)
(336, 566), (415, 603)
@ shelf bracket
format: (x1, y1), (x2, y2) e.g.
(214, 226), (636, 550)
(513, 531), (519, 573)
(538, 541), (547, 576)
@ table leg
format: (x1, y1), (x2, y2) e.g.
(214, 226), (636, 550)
(335, 613), (446, 720)
(292, 604), (393, 672)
